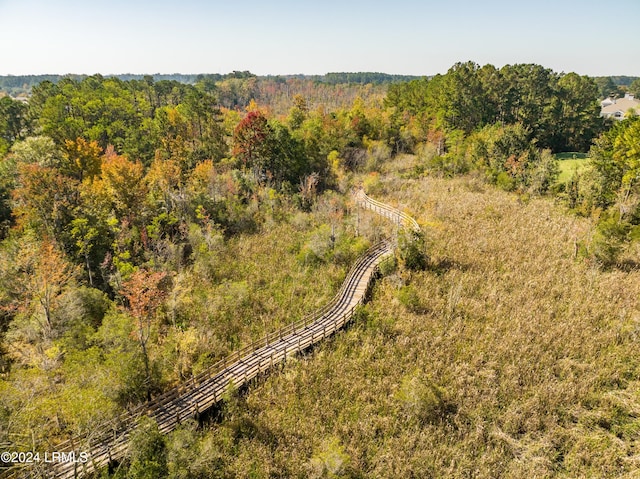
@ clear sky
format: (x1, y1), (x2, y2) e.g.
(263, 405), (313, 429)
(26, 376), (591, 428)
(0, 0), (638, 76)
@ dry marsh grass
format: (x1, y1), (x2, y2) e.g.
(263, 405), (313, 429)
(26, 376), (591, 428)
(161, 167), (640, 478)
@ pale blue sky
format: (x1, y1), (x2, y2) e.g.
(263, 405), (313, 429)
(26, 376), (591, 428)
(0, 0), (638, 76)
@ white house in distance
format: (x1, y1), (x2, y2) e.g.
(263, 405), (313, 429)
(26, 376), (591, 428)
(601, 93), (640, 120)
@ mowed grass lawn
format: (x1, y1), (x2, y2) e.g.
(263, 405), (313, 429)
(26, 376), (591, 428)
(555, 152), (589, 183)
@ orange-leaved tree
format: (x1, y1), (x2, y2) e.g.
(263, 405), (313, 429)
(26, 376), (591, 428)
(1, 236), (78, 367)
(119, 269), (167, 400)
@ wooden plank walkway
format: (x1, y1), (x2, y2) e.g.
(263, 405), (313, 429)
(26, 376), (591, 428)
(354, 188), (421, 232)
(0, 190), (418, 479)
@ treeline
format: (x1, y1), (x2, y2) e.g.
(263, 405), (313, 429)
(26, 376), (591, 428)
(0, 71), (416, 98)
(314, 72), (420, 84)
(0, 62), (620, 240)
(263, 72), (420, 84)
(0, 74), (66, 96)
(593, 76), (640, 99)
(0, 73), (388, 116)
(4, 72), (636, 102)
(598, 75), (639, 87)
(0, 72), (391, 250)
(0, 63), (615, 239)
(373, 62), (608, 200)
(386, 62), (605, 153)
(0, 72), (254, 97)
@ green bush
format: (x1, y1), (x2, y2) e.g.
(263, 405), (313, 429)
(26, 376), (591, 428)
(590, 214), (630, 267)
(397, 285), (423, 313)
(398, 230), (427, 271)
(378, 255), (397, 276)
(496, 171), (516, 191)
(128, 417), (168, 479)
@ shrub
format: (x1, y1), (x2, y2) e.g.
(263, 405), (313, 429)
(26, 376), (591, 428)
(395, 375), (451, 425)
(590, 214), (630, 267)
(364, 139), (391, 172)
(529, 149), (559, 194)
(378, 255), (397, 276)
(397, 285), (423, 313)
(362, 172), (382, 196)
(398, 230), (428, 271)
(496, 171), (516, 191)
(128, 417), (168, 479)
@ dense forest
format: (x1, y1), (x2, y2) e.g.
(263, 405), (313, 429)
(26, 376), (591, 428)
(0, 62), (639, 477)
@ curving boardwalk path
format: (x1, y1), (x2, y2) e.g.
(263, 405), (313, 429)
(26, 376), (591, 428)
(1, 189), (418, 479)
(354, 188), (420, 232)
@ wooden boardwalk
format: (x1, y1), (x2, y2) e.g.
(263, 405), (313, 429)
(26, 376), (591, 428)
(1, 190), (418, 479)
(354, 188), (420, 232)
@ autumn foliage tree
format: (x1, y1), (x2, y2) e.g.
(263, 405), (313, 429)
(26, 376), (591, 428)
(120, 269), (167, 399)
(1, 236), (78, 367)
(233, 109), (317, 189)
(99, 149), (147, 220)
(12, 162), (79, 239)
(62, 137), (102, 181)
(24, 240), (78, 340)
(233, 110), (271, 173)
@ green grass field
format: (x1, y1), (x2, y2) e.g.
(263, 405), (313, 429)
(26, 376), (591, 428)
(555, 152), (589, 183)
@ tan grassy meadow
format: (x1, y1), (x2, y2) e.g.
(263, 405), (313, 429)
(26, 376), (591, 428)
(172, 166), (640, 478)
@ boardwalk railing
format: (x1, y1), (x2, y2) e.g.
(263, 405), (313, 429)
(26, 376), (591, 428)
(354, 188), (420, 232)
(0, 191), (418, 479)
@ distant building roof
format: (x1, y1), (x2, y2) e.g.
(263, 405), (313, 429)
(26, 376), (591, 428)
(601, 94), (640, 119)
(600, 97), (615, 107)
